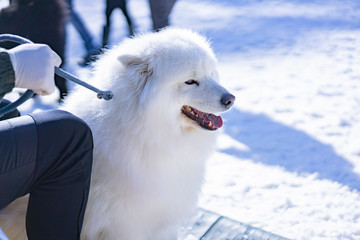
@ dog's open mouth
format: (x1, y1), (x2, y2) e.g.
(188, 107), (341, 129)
(181, 105), (223, 130)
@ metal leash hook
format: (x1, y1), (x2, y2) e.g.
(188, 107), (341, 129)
(54, 68), (113, 100)
(0, 34), (113, 118)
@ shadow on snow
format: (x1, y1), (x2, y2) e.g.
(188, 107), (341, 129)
(222, 109), (360, 191)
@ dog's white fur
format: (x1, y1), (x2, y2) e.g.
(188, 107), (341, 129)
(0, 28), (234, 239)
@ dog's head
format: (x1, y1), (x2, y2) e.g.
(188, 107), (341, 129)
(104, 28), (235, 131)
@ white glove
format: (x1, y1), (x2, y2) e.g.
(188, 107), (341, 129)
(7, 43), (62, 95)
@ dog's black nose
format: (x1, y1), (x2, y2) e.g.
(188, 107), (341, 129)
(221, 93), (235, 108)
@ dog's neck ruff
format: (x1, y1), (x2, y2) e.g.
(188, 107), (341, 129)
(181, 105), (223, 130)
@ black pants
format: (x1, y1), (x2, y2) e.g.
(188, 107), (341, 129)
(0, 110), (93, 240)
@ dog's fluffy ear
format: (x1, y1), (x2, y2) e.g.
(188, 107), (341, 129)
(117, 54), (155, 105)
(117, 54), (153, 76)
(117, 54), (141, 67)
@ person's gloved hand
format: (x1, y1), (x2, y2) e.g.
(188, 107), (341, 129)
(7, 43), (62, 95)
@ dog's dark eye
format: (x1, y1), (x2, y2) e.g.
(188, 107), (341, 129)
(185, 80), (199, 86)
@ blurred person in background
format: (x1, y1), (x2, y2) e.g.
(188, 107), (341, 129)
(149, 0), (177, 31)
(66, 0), (102, 66)
(0, 0), (68, 99)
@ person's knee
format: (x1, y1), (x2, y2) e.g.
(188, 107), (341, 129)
(60, 110), (93, 149)
(66, 112), (94, 175)
(56, 110), (94, 174)
(30, 110), (93, 183)
(30, 109), (93, 158)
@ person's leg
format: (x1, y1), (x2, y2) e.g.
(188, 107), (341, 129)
(66, 0), (97, 52)
(70, 11), (97, 52)
(0, 115), (37, 209)
(102, 6), (114, 47)
(26, 110), (93, 240)
(148, 0), (177, 31)
(0, 110), (93, 240)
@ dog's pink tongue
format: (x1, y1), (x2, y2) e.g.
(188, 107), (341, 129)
(199, 112), (223, 129)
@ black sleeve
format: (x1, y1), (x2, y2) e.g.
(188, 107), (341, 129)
(0, 50), (15, 99)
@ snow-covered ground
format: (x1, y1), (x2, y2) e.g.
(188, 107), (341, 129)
(2, 0), (360, 239)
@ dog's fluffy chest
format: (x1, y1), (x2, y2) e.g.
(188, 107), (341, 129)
(93, 129), (216, 192)
(82, 130), (217, 239)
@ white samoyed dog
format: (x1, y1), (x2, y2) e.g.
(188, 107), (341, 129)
(0, 28), (235, 240)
